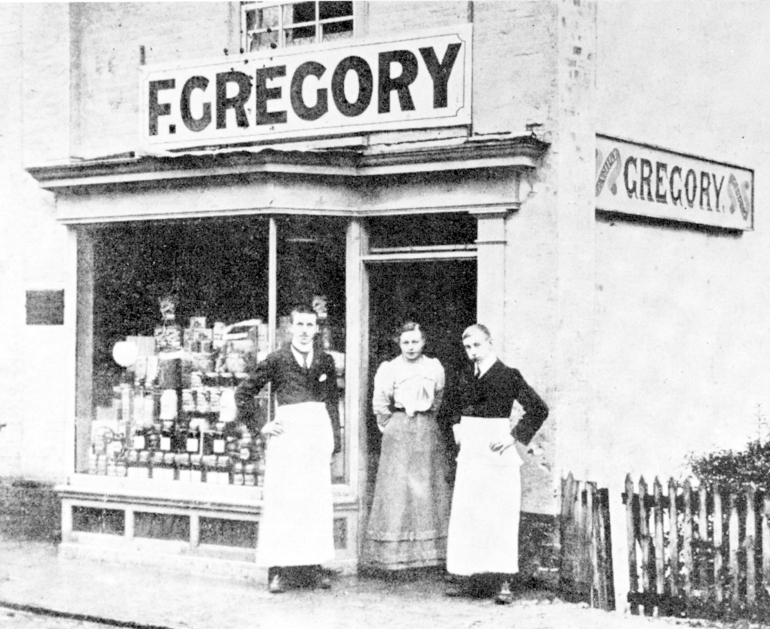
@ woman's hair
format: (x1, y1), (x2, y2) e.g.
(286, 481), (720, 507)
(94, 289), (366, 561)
(394, 321), (426, 343)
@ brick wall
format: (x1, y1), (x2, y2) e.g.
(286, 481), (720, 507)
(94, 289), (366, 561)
(72, 2), (234, 159)
(0, 478), (61, 542)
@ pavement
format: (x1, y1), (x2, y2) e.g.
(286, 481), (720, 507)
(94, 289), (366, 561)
(0, 539), (762, 629)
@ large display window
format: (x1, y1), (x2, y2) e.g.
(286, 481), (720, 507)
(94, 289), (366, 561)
(80, 215), (348, 487)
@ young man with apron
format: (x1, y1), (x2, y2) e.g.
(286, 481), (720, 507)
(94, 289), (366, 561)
(235, 305), (341, 593)
(445, 324), (549, 604)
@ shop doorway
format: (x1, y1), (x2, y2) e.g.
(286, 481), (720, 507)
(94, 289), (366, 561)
(364, 259), (477, 509)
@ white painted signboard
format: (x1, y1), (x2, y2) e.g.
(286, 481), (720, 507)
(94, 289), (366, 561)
(139, 25), (472, 152)
(596, 135), (753, 230)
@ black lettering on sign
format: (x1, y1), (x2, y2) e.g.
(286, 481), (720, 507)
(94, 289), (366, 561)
(148, 79), (175, 136)
(700, 171), (712, 211)
(180, 76), (211, 132)
(669, 166), (683, 206)
(712, 174), (725, 212)
(684, 169), (697, 208)
(624, 157), (638, 199)
(419, 43), (461, 108)
(378, 50), (418, 114)
(256, 66), (287, 126)
(26, 290), (64, 326)
(216, 71), (252, 129)
(332, 56), (373, 117)
(291, 61), (328, 122)
(639, 159), (654, 201)
(655, 161), (668, 204)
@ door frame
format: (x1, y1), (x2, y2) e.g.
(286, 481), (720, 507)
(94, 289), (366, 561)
(350, 219), (480, 563)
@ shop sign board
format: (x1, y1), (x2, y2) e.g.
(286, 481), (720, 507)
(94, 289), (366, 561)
(139, 25), (472, 152)
(596, 135), (753, 230)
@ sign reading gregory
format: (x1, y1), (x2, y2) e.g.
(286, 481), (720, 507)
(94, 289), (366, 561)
(139, 25), (472, 152)
(596, 135), (753, 230)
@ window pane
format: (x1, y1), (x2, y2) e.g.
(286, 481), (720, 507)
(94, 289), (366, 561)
(320, 1), (352, 20)
(258, 5), (280, 29)
(285, 25), (316, 47)
(291, 1), (316, 25)
(250, 30), (279, 52)
(322, 20), (353, 40)
(245, 9), (257, 32)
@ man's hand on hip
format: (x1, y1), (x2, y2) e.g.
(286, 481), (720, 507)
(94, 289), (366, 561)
(261, 420), (284, 437)
(490, 435), (516, 454)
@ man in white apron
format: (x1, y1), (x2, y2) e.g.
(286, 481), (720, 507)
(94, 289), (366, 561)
(235, 306), (341, 593)
(445, 324), (549, 604)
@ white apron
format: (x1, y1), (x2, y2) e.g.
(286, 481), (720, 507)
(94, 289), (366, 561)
(256, 402), (335, 567)
(446, 416), (523, 576)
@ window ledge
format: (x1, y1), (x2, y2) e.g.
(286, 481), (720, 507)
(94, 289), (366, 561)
(56, 474), (357, 514)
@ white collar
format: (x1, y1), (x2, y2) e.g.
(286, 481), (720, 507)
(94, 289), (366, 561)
(476, 353), (497, 378)
(291, 344), (314, 367)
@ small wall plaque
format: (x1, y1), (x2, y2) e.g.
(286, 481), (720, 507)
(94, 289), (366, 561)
(26, 290), (64, 325)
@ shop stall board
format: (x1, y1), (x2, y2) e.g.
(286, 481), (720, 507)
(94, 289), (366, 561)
(56, 475), (358, 580)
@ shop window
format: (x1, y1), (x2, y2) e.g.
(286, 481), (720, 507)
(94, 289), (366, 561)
(81, 216), (348, 487)
(241, 1), (353, 53)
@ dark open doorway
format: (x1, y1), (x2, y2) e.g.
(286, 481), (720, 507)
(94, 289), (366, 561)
(365, 259), (477, 510)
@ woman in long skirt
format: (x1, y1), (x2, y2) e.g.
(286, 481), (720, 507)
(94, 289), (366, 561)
(363, 322), (451, 570)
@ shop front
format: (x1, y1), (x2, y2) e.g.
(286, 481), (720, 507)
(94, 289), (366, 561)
(27, 23), (549, 577)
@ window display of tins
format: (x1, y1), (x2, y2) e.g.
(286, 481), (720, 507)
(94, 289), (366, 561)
(88, 306), (274, 486)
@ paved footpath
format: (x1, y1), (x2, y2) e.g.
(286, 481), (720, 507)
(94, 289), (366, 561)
(0, 540), (762, 629)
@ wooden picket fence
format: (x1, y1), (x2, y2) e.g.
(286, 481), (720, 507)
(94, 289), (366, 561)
(559, 473), (615, 610)
(624, 474), (770, 617)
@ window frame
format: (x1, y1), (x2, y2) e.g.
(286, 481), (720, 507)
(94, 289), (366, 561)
(240, 1), (355, 53)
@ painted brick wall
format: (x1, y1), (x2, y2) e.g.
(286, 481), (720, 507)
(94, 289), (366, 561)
(584, 2), (770, 484)
(472, 1), (556, 136)
(367, 1), (557, 137)
(72, 2), (234, 159)
(366, 1), (468, 35)
(20, 3), (72, 166)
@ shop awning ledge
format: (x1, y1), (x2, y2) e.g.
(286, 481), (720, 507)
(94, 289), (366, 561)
(27, 135), (549, 190)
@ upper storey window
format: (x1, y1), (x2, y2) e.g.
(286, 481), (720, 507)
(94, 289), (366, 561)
(242, 1), (354, 52)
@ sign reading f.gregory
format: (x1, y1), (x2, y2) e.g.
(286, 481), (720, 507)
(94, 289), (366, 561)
(596, 135), (754, 230)
(139, 25), (472, 152)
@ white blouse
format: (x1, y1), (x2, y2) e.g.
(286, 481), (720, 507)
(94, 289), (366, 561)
(372, 355), (445, 419)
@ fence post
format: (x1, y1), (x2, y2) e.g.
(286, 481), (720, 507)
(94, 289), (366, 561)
(597, 487), (615, 611)
(713, 483), (723, 605)
(762, 490), (770, 590)
(618, 475), (636, 615)
(729, 491), (739, 605)
(638, 476), (652, 615)
(698, 484), (708, 593)
(576, 479), (586, 592)
(653, 478), (665, 616)
(746, 486), (756, 605)
(668, 477), (679, 600)
(682, 479), (693, 600)
(587, 483), (600, 608)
